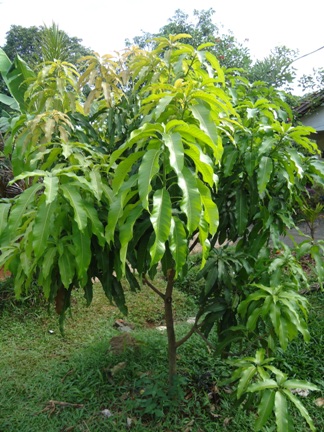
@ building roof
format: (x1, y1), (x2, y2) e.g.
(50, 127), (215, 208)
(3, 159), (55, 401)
(295, 89), (324, 117)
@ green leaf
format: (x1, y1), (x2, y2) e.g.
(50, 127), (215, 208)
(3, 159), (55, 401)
(190, 100), (222, 161)
(150, 188), (172, 266)
(42, 246), (57, 280)
(283, 389), (316, 432)
(89, 168), (103, 200)
(237, 365), (257, 398)
(197, 180), (219, 234)
(178, 167), (201, 234)
(0, 93), (19, 111)
(274, 391), (289, 432)
(163, 132), (184, 175)
(0, 203), (10, 237)
(73, 224), (91, 285)
(119, 205), (143, 272)
(60, 184), (88, 230)
(283, 380), (319, 392)
(236, 189), (248, 236)
(248, 379), (278, 393)
(32, 200), (56, 259)
(43, 175), (59, 205)
(83, 202), (105, 246)
(255, 389), (275, 431)
(7, 183), (43, 238)
(112, 151), (144, 191)
(58, 247), (75, 288)
(257, 156), (273, 197)
(184, 143), (215, 187)
(169, 216), (188, 277)
(138, 148), (161, 210)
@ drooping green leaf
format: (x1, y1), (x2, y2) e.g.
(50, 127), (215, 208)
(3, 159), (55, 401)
(178, 167), (201, 234)
(184, 143), (215, 187)
(162, 132), (184, 175)
(150, 188), (172, 267)
(58, 248), (75, 289)
(89, 168), (103, 200)
(119, 204), (143, 272)
(257, 156), (273, 197)
(197, 180), (219, 234)
(190, 100), (222, 160)
(32, 200), (56, 258)
(60, 184), (88, 230)
(43, 175), (59, 205)
(112, 151), (144, 191)
(138, 148), (161, 210)
(73, 223), (91, 285)
(169, 216), (188, 277)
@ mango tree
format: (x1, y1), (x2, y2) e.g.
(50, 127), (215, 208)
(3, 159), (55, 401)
(0, 36), (323, 430)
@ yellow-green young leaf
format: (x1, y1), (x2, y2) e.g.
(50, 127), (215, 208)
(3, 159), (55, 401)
(58, 248), (75, 288)
(162, 132), (184, 175)
(178, 167), (201, 234)
(255, 389), (275, 431)
(44, 118), (55, 142)
(43, 175), (59, 205)
(236, 189), (248, 236)
(257, 156), (273, 197)
(282, 389), (316, 432)
(60, 185), (88, 230)
(169, 216), (188, 277)
(138, 148), (161, 210)
(150, 188), (172, 267)
(204, 51), (225, 83)
(274, 391), (289, 432)
(32, 200), (56, 258)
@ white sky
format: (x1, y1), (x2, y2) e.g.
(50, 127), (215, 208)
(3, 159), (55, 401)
(0, 0), (323, 91)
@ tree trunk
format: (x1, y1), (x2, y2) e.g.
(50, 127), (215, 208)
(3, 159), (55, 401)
(164, 268), (177, 389)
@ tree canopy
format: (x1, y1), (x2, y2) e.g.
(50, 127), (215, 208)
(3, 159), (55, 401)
(126, 8), (300, 91)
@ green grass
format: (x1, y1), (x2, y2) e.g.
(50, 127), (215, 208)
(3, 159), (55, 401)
(0, 280), (323, 431)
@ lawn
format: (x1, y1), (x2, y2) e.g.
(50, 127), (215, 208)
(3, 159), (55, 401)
(0, 277), (323, 432)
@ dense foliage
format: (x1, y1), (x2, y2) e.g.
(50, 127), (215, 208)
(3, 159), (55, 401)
(1, 34), (323, 431)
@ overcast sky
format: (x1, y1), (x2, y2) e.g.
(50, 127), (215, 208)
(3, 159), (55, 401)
(0, 0), (323, 91)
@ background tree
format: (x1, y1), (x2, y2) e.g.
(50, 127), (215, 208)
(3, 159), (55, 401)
(127, 8), (299, 90)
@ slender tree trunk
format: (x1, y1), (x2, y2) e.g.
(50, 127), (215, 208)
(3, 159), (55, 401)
(164, 268), (177, 389)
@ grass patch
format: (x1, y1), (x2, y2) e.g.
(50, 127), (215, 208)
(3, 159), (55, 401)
(0, 280), (323, 431)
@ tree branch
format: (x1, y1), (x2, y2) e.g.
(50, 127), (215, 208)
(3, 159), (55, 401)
(143, 276), (165, 300)
(175, 308), (204, 348)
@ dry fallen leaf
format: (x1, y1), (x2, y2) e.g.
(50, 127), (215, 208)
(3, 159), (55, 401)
(315, 397), (324, 407)
(110, 361), (127, 376)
